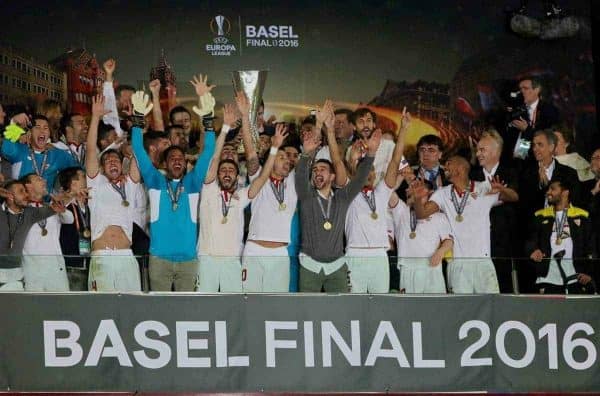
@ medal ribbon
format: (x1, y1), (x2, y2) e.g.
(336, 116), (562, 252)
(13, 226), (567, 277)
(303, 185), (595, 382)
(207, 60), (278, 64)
(316, 192), (332, 223)
(110, 180), (128, 203)
(409, 207), (417, 234)
(450, 180), (473, 218)
(269, 178), (286, 206)
(29, 148), (48, 177)
(72, 202), (90, 235)
(361, 189), (377, 215)
(220, 190), (232, 219)
(554, 209), (568, 241)
(166, 179), (184, 208)
(32, 202), (47, 231)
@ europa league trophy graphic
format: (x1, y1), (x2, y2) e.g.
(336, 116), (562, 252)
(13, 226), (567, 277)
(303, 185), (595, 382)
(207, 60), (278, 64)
(215, 15), (226, 36)
(231, 70), (267, 151)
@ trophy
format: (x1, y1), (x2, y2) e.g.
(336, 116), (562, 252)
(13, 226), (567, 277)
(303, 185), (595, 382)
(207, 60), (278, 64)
(231, 70), (268, 151)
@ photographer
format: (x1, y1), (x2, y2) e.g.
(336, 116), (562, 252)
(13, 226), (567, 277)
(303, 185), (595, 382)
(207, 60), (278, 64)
(503, 76), (560, 164)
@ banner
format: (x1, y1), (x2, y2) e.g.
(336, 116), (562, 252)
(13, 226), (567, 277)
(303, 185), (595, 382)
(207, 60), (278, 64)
(1, 294), (599, 393)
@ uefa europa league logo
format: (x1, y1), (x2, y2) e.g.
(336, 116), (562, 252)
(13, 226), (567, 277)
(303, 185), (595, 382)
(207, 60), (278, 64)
(211, 15), (230, 37)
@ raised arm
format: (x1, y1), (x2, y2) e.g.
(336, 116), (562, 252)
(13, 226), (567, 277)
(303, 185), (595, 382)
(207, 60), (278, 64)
(130, 90), (163, 188)
(319, 100), (348, 187)
(235, 91), (260, 177)
(86, 95), (111, 178)
(384, 107), (410, 189)
(488, 175), (518, 203)
(102, 59), (122, 136)
(411, 179), (440, 219)
(148, 79), (165, 132)
(295, 129), (321, 200)
(249, 123), (288, 199)
(203, 104), (235, 185)
(343, 130), (381, 198)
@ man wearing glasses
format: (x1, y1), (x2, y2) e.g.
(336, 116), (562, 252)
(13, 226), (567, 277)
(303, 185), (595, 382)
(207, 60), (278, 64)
(397, 134), (448, 201)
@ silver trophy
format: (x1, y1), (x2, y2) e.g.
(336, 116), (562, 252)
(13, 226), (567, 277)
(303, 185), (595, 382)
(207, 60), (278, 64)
(232, 70), (268, 151)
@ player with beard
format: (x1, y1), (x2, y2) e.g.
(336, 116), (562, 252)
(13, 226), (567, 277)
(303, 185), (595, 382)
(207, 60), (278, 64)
(413, 155), (515, 293)
(21, 173), (74, 291)
(345, 109), (410, 293)
(55, 113), (88, 167)
(86, 95), (144, 292)
(197, 102), (269, 292)
(345, 108), (395, 184)
(131, 85), (216, 291)
(242, 124), (292, 292)
(1, 114), (78, 191)
(1, 180), (66, 291)
(296, 121), (381, 292)
(526, 176), (593, 294)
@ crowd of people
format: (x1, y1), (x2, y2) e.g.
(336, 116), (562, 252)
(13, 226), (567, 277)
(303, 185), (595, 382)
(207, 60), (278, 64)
(1, 60), (599, 295)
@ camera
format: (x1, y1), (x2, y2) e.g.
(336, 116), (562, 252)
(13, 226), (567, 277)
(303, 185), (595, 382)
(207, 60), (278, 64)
(508, 105), (529, 123)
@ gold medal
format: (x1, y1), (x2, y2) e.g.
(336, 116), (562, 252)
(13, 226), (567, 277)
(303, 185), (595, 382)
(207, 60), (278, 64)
(279, 202), (287, 211)
(172, 202), (178, 211)
(41, 228), (48, 237)
(409, 232), (416, 239)
(83, 229), (91, 239)
(221, 216), (228, 224)
(456, 214), (464, 222)
(370, 212), (378, 220)
(122, 200), (130, 207)
(323, 221), (332, 231)
(556, 238), (562, 245)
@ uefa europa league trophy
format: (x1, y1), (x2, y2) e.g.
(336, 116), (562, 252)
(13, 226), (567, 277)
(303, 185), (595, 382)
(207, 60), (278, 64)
(231, 70), (267, 151)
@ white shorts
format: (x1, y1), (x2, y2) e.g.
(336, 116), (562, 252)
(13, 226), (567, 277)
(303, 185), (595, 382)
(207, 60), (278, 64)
(448, 258), (499, 294)
(197, 255), (242, 293)
(242, 241), (290, 293)
(345, 247), (389, 293)
(0, 267), (24, 291)
(89, 249), (141, 292)
(22, 255), (69, 292)
(398, 258), (446, 294)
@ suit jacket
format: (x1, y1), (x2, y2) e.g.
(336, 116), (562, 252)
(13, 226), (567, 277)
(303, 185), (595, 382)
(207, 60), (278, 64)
(501, 100), (561, 163)
(581, 179), (600, 257)
(471, 162), (519, 257)
(518, 160), (581, 219)
(525, 205), (593, 278)
(397, 165), (449, 201)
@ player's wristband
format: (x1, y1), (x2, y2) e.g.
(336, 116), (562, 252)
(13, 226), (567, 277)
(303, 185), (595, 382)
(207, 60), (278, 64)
(221, 124), (231, 134)
(269, 146), (278, 156)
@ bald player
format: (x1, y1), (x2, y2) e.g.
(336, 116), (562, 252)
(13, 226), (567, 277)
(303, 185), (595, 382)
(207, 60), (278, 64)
(413, 155), (515, 293)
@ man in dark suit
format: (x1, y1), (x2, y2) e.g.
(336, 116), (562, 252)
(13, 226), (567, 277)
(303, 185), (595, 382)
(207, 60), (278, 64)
(471, 129), (519, 293)
(518, 129), (580, 291)
(502, 76), (560, 164)
(581, 148), (600, 280)
(397, 134), (449, 201)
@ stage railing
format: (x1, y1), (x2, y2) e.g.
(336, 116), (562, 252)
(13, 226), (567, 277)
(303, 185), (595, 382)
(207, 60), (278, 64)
(1, 254), (598, 294)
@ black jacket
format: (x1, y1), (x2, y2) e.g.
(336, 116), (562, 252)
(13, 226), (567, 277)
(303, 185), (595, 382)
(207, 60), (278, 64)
(519, 159), (581, 218)
(525, 205), (593, 278)
(501, 100), (560, 163)
(397, 165), (449, 201)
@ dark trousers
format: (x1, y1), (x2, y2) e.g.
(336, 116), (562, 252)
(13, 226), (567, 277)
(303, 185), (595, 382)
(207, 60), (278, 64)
(299, 264), (349, 292)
